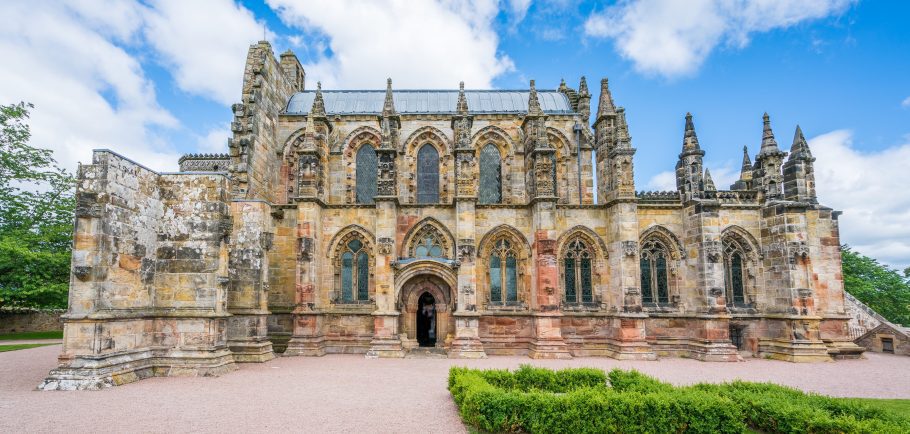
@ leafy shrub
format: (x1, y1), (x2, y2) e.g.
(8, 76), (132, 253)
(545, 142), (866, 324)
(449, 366), (910, 433)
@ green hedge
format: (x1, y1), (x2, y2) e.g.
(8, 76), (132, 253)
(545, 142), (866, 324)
(448, 365), (910, 433)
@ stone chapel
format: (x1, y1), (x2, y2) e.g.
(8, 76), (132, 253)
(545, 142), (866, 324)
(40, 41), (864, 390)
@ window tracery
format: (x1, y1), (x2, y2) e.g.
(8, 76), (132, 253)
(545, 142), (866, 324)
(355, 144), (377, 204)
(335, 234), (371, 303)
(488, 238), (518, 303)
(478, 143), (501, 204)
(723, 240), (748, 307)
(416, 143), (440, 203)
(640, 238), (671, 304)
(405, 222), (452, 259)
(561, 238), (594, 303)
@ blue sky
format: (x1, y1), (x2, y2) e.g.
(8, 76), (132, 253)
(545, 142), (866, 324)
(1, 0), (909, 267)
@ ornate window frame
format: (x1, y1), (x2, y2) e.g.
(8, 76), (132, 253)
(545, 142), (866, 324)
(638, 225), (684, 310)
(328, 226), (375, 305)
(340, 127), (382, 204)
(471, 126), (516, 204)
(477, 225), (531, 311)
(557, 226), (608, 310)
(721, 226), (762, 311)
(401, 218), (455, 260)
(478, 142), (502, 204)
(402, 127), (453, 204)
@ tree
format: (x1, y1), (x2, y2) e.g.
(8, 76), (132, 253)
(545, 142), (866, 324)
(0, 102), (74, 309)
(841, 245), (910, 326)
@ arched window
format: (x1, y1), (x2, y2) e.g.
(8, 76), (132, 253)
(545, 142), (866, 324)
(562, 238), (593, 303)
(489, 238), (518, 303)
(408, 224), (449, 259)
(724, 241), (747, 307)
(416, 144), (439, 203)
(479, 143), (501, 204)
(355, 144), (377, 204)
(339, 238), (370, 302)
(640, 239), (670, 304)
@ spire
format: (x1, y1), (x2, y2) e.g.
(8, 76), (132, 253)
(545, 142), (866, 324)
(789, 125), (813, 160)
(595, 78), (616, 119)
(758, 112), (781, 156)
(739, 146), (752, 180)
(682, 112), (700, 152)
(615, 107), (631, 149)
(704, 168), (716, 191)
(456, 81), (469, 115)
(527, 79), (544, 116)
(578, 76), (590, 97)
(382, 78), (396, 116)
(311, 81), (326, 117)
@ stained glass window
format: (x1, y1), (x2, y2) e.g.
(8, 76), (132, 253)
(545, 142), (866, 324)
(562, 238), (594, 303)
(724, 240), (748, 307)
(356, 145), (377, 204)
(416, 144), (439, 203)
(479, 143), (501, 204)
(339, 237), (369, 302)
(489, 238), (518, 304)
(641, 238), (671, 304)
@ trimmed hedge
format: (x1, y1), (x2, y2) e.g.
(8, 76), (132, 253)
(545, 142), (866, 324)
(448, 365), (910, 433)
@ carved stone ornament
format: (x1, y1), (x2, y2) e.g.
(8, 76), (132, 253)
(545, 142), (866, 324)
(789, 241), (810, 259)
(704, 240), (722, 263)
(259, 232), (274, 251)
(72, 266), (92, 281)
(377, 152), (396, 196)
(298, 236), (314, 261)
(622, 240), (638, 257)
(377, 237), (394, 256)
(457, 239), (475, 262)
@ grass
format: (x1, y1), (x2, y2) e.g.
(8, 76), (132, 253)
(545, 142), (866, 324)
(0, 343), (55, 352)
(0, 330), (63, 340)
(848, 398), (910, 417)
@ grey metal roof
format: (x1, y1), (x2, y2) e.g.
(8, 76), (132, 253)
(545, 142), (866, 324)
(285, 90), (575, 115)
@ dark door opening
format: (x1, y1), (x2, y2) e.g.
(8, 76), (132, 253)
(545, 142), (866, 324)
(882, 337), (894, 354)
(416, 292), (436, 347)
(729, 326), (745, 351)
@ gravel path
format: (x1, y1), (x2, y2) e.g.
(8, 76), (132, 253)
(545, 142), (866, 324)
(2, 345), (908, 433)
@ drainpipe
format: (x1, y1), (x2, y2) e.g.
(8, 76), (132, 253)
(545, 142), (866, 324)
(573, 121), (583, 204)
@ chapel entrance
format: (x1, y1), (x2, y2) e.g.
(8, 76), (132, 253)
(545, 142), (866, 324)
(399, 275), (452, 350)
(416, 292), (437, 347)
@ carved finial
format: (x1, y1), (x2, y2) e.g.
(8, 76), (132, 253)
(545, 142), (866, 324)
(558, 78), (567, 92)
(527, 79), (544, 116)
(704, 168), (716, 191)
(311, 81), (326, 117)
(682, 112), (700, 151)
(789, 124), (813, 160)
(456, 81), (469, 115)
(740, 146), (752, 180)
(382, 78), (396, 116)
(758, 112), (781, 156)
(578, 76), (589, 96)
(596, 78), (616, 119)
(615, 107), (631, 148)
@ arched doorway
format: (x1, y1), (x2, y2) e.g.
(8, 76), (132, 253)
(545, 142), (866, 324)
(399, 275), (452, 350)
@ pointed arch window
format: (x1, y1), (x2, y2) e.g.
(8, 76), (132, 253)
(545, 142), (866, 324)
(562, 238), (594, 303)
(489, 238), (518, 303)
(356, 144), (377, 204)
(408, 224), (449, 259)
(640, 239), (670, 304)
(479, 143), (502, 204)
(338, 237), (370, 302)
(724, 242), (747, 307)
(416, 144), (439, 203)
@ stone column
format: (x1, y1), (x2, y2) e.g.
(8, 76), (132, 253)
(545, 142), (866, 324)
(529, 199), (572, 359)
(449, 154), (486, 358)
(225, 201), (275, 362)
(285, 200), (325, 356)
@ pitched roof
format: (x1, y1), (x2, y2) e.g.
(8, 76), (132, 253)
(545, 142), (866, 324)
(285, 89), (575, 115)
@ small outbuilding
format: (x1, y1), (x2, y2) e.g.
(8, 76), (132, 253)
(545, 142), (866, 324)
(855, 322), (909, 356)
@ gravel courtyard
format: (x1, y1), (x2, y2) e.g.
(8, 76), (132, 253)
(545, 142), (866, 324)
(2, 345), (908, 433)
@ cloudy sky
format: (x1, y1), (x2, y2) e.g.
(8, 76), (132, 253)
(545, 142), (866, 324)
(1, 0), (909, 268)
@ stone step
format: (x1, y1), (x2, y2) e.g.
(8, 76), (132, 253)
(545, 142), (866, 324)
(405, 347), (448, 359)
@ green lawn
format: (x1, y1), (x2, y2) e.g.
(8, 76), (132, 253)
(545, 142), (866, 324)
(0, 343), (55, 352)
(0, 330), (63, 340)
(848, 398), (910, 416)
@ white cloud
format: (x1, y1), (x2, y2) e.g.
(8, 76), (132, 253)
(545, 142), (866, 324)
(195, 126), (231, 154)
(901, 96), (910, 109)
(644, 171), (677, 191)
(584, 0), (854, 77)
(0, 2), (179, 172)
(811, 130), (910, 268)
(143, 0), (268, 106)
(266, 0), (515, 88)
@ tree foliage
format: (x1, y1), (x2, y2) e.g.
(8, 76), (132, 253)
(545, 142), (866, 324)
(842, 245), (910, 326)
(0, 102), (74, 309)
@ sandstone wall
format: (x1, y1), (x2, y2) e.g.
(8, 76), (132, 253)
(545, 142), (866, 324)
(0, 309), (64, 333)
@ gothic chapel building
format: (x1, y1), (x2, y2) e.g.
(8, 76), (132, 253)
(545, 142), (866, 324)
(41, 42), (863, 390)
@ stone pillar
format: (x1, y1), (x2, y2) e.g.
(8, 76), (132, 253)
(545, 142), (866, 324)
(285, 200), (325, 356)
(449, 159), (486, 358)
(529, 200), (571, 359)
(366, 196), (405, 358)
(226, 201), (275, 362)
(683, 201), (741, 361)
(757, 203), (831, 362)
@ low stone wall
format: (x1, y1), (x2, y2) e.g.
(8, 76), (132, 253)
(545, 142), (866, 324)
(0, 309), (64, 333)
